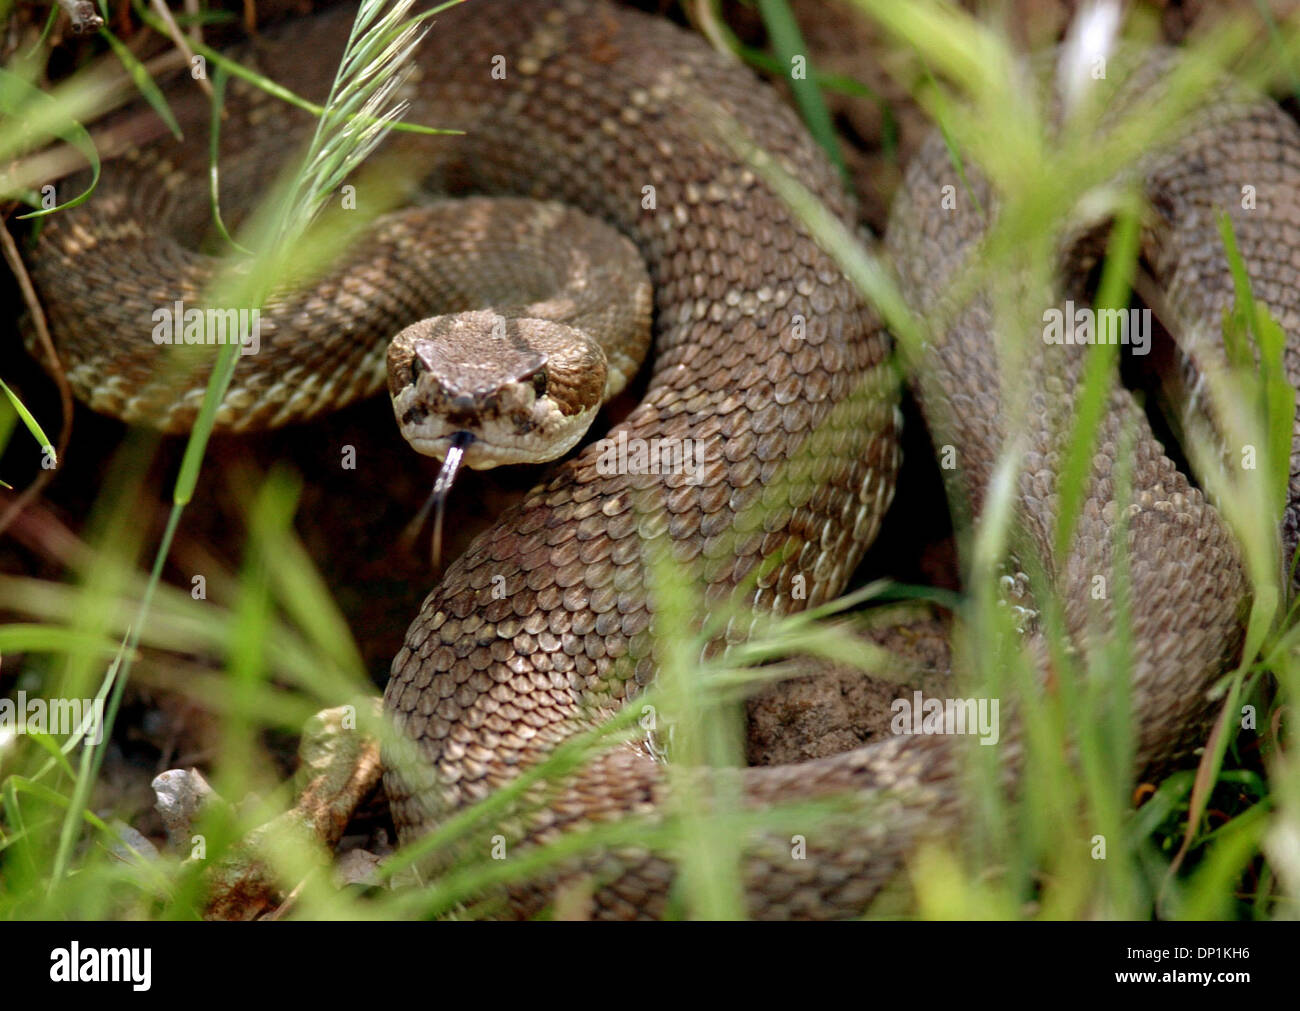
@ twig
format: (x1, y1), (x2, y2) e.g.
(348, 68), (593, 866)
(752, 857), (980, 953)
(149, 0), (213, 98)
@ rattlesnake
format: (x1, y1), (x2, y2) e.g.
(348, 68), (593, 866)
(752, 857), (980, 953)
(26, 0), (1300, 917)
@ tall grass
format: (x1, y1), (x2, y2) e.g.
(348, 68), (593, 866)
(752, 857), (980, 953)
(0, 0), (448, 918)
(746, 0), (1299, 918)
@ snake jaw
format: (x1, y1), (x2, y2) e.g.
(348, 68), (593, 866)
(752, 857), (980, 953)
(395, 396), (600, 468)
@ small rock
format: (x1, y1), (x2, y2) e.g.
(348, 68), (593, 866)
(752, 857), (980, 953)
(151, 767), (217, 848)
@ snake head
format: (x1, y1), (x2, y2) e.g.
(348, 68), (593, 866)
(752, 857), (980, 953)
(388, 309), (608, 468)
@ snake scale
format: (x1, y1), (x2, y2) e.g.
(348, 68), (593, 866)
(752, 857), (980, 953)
(24, 0), (1300, 918)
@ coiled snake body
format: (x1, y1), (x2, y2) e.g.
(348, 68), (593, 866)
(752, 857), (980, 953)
(27, 0), (1300, 917)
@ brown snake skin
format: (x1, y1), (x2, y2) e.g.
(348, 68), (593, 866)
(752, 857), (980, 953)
(25, 1), (1300, 918)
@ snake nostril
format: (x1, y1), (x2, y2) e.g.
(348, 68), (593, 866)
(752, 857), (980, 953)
(409, 357), (422, 384)
(531, 371), (547, 397)
(401, 405), (428, 426)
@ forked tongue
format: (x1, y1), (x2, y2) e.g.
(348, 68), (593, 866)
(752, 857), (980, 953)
(402, 430), (474, 570)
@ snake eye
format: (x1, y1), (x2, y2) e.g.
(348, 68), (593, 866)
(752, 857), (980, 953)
(531, 371), (547, 397)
